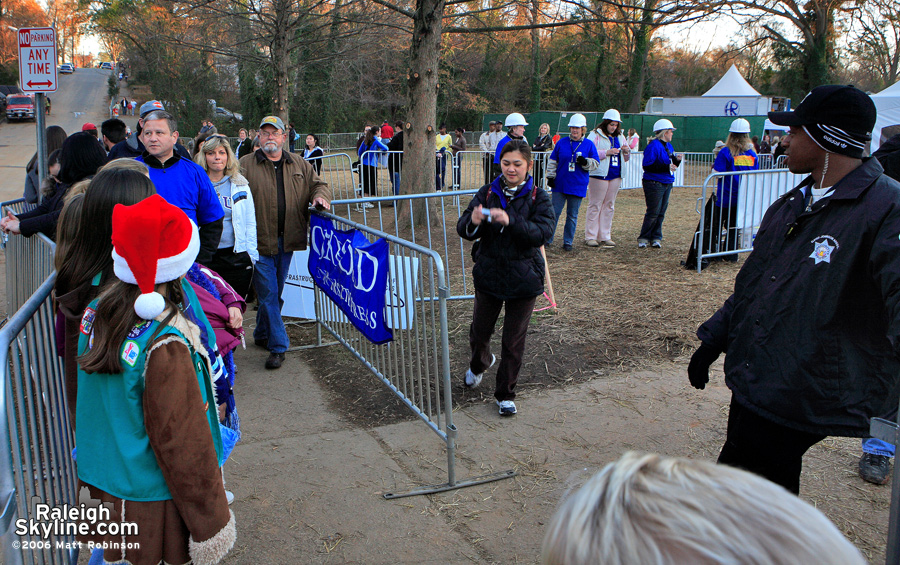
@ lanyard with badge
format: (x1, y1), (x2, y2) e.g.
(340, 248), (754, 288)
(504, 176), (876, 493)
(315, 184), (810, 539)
(609, 136), (620, 168)
(568, 138), (585, 172)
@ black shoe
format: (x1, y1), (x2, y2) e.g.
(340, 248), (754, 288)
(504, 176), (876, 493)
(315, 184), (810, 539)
(562, 244), (573, 251)
(265, 352), (285, 370)
(254, 338), (268, 349)
(859, 453), (892, 484)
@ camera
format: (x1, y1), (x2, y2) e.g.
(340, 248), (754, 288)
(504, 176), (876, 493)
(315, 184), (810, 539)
(481, 208), (492, 222)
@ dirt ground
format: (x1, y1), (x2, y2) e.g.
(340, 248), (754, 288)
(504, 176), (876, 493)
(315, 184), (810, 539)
(233, 185), (891, 563)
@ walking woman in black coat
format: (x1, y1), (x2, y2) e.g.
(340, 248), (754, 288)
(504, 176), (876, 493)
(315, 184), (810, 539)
(456, 140), (555, 417)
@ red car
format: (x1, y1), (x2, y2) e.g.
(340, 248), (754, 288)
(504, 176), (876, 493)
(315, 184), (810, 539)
(6, 94), (35, 121)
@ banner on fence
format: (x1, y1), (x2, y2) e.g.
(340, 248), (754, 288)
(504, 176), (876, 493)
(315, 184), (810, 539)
(308, 214), (393, 343)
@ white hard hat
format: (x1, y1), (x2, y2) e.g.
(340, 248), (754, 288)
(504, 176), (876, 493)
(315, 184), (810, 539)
(602, 109), (621, 122)
(505, 112), (528, 127)
(568, 113), (587, 128)
(729, 118), (751, 133)
(653, 118), (675, 132)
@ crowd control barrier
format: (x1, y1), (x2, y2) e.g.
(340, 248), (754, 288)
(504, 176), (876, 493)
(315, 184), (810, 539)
(0, 243), (78, 564)
(691, 168), (805, 272)
(309, 210), (515, 498)
(1, 199), (52, 318)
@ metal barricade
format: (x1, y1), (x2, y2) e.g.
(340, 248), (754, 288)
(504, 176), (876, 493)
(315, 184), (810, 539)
(310, 210), (514, 498)
(311, 153), (357, 201)
(692, 167), (806, 272)
(1, 200), (53, 318)
(680, 152), (717, 188)
(330, 191), (480, 301)
(0, 260), (78, 565)
(357, 150), (402, 200)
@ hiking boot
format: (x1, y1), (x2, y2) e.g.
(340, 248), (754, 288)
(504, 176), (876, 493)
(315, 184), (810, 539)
(254, 338), (268, 349)
(465, 354), (496, 388)
(585, 239), (599, 247)
(859, 453), (892, 485)
(265, 352), (285, 370)
(651, 240), (662, 248)
(497, 400), (517, 417)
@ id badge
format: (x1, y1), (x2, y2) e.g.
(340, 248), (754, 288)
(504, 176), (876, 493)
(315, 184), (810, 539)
(568, 160), (576, 172)
(610, 156), (619, 167)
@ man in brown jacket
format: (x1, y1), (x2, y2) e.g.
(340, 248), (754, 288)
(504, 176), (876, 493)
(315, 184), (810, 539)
(240, 115), (330, 369)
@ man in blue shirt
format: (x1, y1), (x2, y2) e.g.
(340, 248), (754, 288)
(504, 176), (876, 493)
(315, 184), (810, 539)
(137, 110), (224, 265)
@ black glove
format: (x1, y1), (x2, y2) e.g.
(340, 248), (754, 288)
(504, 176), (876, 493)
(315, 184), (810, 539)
(688, 343), (720, 390)
(547, 177), (555, 188)
(576, 155), (588, 168)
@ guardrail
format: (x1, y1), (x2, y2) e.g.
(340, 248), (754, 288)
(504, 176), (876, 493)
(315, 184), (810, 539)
(1, 199), (52, 318)
(310, 210), (514, 497)
(0, 270), (78, 565)
(691, 167), (806, 272)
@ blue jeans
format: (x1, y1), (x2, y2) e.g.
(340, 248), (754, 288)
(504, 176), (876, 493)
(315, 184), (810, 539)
(435, 153), (447, 190)
(549, 191), (583, 247)
(391, 171), (401, 195)
(639, 180), (673, 242)
(862, 437), (895, 457)
(252, 237), (293, 353)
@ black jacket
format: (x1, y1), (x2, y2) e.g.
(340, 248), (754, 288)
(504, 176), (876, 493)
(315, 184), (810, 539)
(698, 158), (900, 437)
(875, 133), (900, 182)
(457, 176), (555, 300)
(17, 181), (70, 240)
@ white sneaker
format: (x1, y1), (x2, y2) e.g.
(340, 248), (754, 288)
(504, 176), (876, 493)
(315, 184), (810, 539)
(465, 354), (496, 388)
(225, 490), (235, 505)
(363, 202), (375, 209)
(496, 400), (517, 417)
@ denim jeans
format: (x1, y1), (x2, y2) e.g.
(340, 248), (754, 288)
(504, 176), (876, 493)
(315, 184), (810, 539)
(639, 180), (673, 242)
(252, 237), (293, 353)
(549, 191), (583, 246)
(435, 153), (447, 190)
(391, 171), (401, 195)
(862, 437), (896, 457)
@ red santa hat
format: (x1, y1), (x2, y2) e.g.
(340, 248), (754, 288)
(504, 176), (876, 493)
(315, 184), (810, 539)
(111, 194), (199, 320)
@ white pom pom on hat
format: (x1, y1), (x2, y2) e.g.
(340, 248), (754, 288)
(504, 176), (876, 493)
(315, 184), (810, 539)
(111, 194), (200, 320)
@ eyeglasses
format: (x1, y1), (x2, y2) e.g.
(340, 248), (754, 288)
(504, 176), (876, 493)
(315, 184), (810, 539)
(259, 130), (283, 139)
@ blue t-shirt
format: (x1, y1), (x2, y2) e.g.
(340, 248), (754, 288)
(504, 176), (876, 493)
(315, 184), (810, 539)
(137, 156), (224, 225)
(642, 139), (676, 184)
(713, 146), (758, 206)
(605, 137), (622, 181)
(550, 136), (600, 198)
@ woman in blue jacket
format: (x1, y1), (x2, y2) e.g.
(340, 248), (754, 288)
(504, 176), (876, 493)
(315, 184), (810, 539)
(358, 125), (389, 198)
(639, 119), (682, 248)
(546, 113), (600, 251)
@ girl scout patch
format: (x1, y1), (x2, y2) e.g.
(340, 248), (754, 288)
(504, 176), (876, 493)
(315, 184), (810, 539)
(127, 320), (152, 339)
(122, 341), (140, 367)
(80, 308), (96, 335)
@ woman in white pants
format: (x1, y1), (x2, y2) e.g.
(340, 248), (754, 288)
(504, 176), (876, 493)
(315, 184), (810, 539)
(585, 109), (630, 247)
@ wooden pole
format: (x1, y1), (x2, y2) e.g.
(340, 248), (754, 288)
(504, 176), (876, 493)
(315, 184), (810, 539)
(540, 245), (557, 311)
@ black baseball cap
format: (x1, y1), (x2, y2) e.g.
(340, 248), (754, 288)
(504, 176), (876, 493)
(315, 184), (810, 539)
(768, 85), (876, 136)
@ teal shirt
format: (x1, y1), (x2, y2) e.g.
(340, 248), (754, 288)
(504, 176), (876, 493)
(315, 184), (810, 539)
(75, 303), (223, 501)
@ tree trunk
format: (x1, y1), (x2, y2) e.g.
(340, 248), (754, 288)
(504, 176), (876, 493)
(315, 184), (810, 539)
(528, 0), (541, 113)
(404, 0), (444, 223)
(625, 0), (655, 113)
(272, 2), (291, 126)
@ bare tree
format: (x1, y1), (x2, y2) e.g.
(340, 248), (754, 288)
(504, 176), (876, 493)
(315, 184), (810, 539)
(846, 0), (899, 90)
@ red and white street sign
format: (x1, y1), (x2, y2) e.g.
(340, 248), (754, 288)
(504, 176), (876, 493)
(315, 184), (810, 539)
(18, 27), (58, 93)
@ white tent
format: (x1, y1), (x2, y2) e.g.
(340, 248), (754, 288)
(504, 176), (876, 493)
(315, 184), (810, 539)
(872, 80), (900, 152)
(703, 65), (762, 97)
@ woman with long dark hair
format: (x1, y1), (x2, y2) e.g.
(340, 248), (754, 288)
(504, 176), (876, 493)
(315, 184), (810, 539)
(585, 109), (630, 247)
(3, 132), (106, 240)
(24, 125), (67, 203)
(303, 134), (324, 175)
(357, 125), (388, 198)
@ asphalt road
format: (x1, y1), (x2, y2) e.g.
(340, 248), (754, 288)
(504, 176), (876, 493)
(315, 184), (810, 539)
(0, 66), (125, 203)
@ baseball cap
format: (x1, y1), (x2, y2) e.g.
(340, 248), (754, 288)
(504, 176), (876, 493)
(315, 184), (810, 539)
(768, 85), (875, 136)
(82, 122), (97, 131)
(259, 115), (285, 131)
(140, 100), (165, 118)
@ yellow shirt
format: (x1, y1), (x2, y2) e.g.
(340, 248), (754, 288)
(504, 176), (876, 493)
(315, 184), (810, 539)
(436, 134), (452, 152)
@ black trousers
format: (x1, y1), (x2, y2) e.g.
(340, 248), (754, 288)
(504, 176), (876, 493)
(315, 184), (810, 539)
(717, 396), (826, 494)
(482, 154), (493, 186)
(469, 290), (536, 402)
(206, 247), (255, 300)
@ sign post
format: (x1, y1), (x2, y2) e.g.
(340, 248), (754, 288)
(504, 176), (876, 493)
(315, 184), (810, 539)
(18, 27), (57, 201)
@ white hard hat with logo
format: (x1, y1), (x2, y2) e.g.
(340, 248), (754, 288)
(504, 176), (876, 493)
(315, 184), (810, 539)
(505, 113), (528, 127)
(653, 118), (676, 132)
(602, 109), (622, 122)
(568, 113), (587, 128)
(729, 118), (751, 133)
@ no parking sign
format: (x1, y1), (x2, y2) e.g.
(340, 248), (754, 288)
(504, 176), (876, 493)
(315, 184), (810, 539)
(18, 27), (58, 93)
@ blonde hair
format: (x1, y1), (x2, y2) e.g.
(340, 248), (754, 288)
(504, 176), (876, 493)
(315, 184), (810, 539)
(542, 452), (865, 565)
(540, 123), (550, 133)
(195, 135), (240, 180)
(655, 129), (672, 140)
(64, 179), (92, 204)
(725, 132), (753, 159)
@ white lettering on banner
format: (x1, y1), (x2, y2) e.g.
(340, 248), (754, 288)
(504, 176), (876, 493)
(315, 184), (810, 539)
(310, 225), (379, 293)
(316, 267), (378, 329)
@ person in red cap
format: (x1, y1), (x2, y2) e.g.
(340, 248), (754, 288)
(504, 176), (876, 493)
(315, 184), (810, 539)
(82, 122), (98, 139)
(75, 194), (235, 564)
(688, 85), (900, 494)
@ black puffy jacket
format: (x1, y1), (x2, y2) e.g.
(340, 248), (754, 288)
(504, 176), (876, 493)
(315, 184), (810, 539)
(698, 158), (900, 437)
(457, 176), (555, 300)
